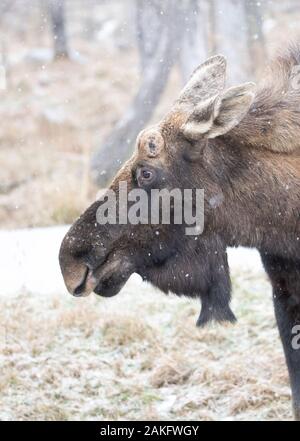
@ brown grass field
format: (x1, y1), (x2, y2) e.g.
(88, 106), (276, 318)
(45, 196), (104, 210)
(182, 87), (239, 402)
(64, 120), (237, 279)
(0, 262), (291, 421)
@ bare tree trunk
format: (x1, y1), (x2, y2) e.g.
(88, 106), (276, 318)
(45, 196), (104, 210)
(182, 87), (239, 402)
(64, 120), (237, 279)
(245, 0), (266, 78)
(0, 0), (17, 90)
(91, 0), (181, 186)
(179, 0), (210, 83)
(212, 0), (250, 84)
(48, 0), (69, 59)
(136, 0), (165, 73)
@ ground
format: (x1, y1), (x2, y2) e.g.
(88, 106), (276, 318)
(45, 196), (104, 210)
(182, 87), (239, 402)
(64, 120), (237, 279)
(0, 228), (292, 421)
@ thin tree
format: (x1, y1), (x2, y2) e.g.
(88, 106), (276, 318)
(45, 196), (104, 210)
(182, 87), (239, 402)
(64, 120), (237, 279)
(91, 0), (208, 185)
(245, 0), (266, 78)
(48, 0), (69, 59)
(179, 0), (210, 83)
(211, 0), (265, 83)
(211, 0), (250, 84)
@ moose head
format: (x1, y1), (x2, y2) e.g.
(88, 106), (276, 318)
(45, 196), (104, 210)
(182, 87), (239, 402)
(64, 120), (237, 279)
(59, 54), (255, 325)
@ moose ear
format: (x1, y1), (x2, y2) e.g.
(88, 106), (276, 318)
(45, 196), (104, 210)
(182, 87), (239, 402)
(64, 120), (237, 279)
(182, 82), (256, 141)
(181, 94), (221, 141)
(207, 82), (256, 138)
(178, 54), (227, 106)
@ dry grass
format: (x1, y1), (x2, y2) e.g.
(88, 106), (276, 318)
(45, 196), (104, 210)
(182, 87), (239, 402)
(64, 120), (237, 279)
(0, 268), (292, 421)
(0, 39), (179, 230)
(0, 46), (138, 228)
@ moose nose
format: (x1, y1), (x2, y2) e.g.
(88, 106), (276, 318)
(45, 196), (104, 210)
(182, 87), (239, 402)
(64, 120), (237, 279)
(59, 235), (97, 297)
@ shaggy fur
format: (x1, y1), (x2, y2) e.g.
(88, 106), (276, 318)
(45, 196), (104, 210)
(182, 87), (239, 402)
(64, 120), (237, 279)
(60, 43), (300, 419)
(232, 43), (300, 152)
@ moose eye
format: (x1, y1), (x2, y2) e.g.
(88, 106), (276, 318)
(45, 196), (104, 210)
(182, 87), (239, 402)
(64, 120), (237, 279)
(142, 169), (153, 180)
(135, 166), (156, 187)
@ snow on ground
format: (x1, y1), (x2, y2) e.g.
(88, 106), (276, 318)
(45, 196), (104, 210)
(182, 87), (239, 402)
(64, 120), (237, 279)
(0, 226), (68, 296)
(0, 226), (291, 421)
(0, 225), (264, 297)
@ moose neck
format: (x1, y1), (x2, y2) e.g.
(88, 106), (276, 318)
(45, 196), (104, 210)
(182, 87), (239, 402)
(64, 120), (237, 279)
(204, 138), (300, 256)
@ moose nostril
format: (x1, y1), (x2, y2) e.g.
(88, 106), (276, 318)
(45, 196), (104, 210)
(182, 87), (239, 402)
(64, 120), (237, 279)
(73, 266), (90, 296)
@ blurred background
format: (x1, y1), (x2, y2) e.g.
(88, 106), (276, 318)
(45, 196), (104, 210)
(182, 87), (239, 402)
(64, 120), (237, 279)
(1, 0), (300, 230)
(1, 0), (300, 421)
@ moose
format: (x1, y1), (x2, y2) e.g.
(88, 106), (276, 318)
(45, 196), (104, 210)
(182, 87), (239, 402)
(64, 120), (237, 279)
(59, 44), (300, 420)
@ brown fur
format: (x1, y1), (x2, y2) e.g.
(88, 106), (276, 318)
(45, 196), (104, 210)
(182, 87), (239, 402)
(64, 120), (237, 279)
(231, 43), (300, 152)
(60, 44), (300, 419)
